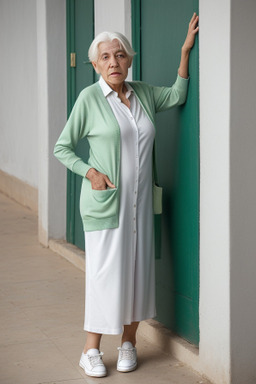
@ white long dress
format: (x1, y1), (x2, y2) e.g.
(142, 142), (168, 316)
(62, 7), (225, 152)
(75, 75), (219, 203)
(84, 77), (156, 334)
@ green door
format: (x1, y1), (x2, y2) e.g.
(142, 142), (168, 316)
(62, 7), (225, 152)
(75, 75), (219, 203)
(66, 0), (94, 250)
(132, 0), (199, 344)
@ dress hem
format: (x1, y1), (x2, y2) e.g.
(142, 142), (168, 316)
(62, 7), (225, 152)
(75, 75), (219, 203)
(83, 313), (156, 335)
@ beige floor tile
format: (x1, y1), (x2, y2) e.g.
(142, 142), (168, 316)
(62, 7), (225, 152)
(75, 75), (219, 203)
(0, 253), (83, 284)
(0, 340), (83, 384)
(0, 323), (48, 346)
(0, 277), (84, 308)
(0, 192), (212, 384)
(0, 291), (16, 310)
(22, 302), (84, 325)
(0, 306), (32, 329)
(21, 302), (84, 339)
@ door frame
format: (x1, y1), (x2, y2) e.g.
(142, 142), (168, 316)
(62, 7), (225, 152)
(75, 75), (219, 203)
(66, 0), (95, 246)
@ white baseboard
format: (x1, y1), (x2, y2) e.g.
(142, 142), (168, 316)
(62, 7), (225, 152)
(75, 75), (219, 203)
(0, 169), (38, 212)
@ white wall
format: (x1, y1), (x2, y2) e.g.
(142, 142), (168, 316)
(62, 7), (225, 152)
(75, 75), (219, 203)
(94, 0), (132, 80)
(37, 0), (67, 244)
(230, 1), (256, 382)
(0, 0), (38, 188)
(94, 0), (131, 41)
(199, 1), (231, 383)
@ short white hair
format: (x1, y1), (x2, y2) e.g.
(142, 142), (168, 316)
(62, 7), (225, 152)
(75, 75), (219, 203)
(88, 31), (136, 62)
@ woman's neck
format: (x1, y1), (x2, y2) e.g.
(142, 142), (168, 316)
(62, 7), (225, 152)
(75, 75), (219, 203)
(107, 81), (127, 98)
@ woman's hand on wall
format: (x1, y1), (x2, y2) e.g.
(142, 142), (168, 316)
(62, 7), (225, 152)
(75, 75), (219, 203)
(182, 12), (199, 52)
(178, 12), (199, 79)
(86, 168), (116, 190)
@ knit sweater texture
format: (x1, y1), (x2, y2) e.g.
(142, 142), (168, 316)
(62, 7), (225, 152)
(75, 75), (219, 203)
(54, 74), (189, 231)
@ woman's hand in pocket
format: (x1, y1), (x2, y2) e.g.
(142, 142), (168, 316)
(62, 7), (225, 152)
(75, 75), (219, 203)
(86, 168), (116, 190)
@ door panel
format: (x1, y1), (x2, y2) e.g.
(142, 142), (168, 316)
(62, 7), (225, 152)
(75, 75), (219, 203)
(132, 0), (199, 344)
(66, 0), (94, 250)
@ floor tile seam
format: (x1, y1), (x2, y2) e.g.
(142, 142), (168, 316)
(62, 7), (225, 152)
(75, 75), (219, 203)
(0, 338), (59, 349)
(0, 275), (77, 282)
(20, 302), (84, 309)
(0, 306), (36, 320)
(0, 325), (47, 334)
(0, 335), (48, 348)
(35, 380), (86, 384)
(2, 298), (84, 306)
(2, 304), (83, 324)
(50, 338), (85, 380)
(0, 277), (81, 287)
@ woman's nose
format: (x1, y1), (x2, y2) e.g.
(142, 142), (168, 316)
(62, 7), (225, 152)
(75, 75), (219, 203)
(110, 56), (118, 67)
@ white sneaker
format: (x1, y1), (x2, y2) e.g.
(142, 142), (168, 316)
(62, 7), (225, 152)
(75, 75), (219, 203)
(79, 348), (107, 377)
(117, 341), (137, 372)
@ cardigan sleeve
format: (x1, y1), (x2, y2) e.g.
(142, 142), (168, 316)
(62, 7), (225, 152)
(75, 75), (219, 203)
(153, 74), (189, 113)
(53, 91), (91, 178)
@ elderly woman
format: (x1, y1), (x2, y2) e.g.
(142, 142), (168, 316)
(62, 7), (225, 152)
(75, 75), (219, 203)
(54, 13), (199, 378)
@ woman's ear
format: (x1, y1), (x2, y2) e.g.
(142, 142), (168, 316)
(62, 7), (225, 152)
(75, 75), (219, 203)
(92, 61), (99, 74)
(128, 57), (133, 68)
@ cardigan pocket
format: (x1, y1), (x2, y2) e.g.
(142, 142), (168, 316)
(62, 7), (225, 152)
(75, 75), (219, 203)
(84, 186), (118, 220)
(80, 177), (119, 226)
(92, 187), (117, 203)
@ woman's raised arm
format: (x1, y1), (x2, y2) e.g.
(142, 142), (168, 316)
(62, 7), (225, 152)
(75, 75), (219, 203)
(178, 12), (199, 79)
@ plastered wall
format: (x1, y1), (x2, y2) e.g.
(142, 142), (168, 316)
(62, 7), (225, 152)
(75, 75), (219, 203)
(0, 0), (38, 188)
(199, 1), (231, 382)
(230, 0), (256, 382)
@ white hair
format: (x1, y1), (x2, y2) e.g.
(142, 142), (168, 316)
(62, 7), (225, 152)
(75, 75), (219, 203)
(88, 31), (136, 62)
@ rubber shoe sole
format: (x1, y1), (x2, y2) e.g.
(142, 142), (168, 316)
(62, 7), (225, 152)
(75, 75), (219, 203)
(79, 359), (107, 377)
(117, 362), (137, 373)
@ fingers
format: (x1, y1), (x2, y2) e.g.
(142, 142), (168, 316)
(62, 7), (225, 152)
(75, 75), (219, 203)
(189, 13), (199, 36)
(190, 12), (199, 28)
(190, 12), (198, 23)
(88, 169), (115, 190)
(104, 175), (116, 189)
(93, 174), (115, 190)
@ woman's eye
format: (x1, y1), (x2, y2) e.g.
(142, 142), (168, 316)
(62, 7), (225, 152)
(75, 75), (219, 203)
(102, 56), (108, 60)
(117, 54), (125, 59)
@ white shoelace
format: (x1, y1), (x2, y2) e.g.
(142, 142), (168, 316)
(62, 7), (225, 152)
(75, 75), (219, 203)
(118, 347), (135, 361)
(88, 352), (104, 367)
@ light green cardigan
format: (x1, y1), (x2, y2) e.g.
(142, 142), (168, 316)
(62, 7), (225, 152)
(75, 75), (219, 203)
(54, 74), (189, 231)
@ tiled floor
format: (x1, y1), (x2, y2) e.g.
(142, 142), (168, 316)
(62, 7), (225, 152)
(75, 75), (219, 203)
(0, 192), (211, 384)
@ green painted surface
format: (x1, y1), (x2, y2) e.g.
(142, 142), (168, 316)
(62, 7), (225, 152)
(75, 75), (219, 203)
(132, 0), (199, 344)
(66, 0), (94, 250)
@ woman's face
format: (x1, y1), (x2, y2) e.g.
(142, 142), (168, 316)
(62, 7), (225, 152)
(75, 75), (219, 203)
(92, 39), (132, 89)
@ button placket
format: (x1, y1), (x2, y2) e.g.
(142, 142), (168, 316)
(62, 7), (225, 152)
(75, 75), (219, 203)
(119, 98), (139, 239)
(132, 119), (139, 237)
